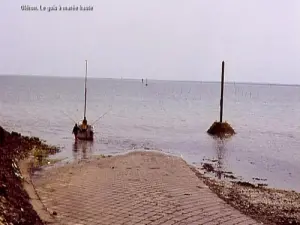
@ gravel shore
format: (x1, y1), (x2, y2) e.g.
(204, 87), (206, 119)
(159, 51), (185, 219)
(191, 166), (300, 225)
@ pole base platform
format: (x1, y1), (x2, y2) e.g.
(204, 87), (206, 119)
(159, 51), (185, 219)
(207, 121), (235, 138)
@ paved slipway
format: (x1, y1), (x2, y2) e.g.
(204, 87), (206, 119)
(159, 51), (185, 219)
(31, 151), (260, 225)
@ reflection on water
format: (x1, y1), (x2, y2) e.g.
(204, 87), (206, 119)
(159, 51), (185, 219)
(213, 138), (227, 179)
(72, 141), (94, 160)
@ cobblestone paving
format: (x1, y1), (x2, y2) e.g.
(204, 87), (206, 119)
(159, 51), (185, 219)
(32, 151), (260, 225)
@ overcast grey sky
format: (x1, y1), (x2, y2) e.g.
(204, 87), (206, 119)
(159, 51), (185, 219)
(1, 0), (299, 84)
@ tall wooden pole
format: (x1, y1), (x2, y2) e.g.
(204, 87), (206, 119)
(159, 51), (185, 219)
(84, 60), (87, 119)
(220, 61), (225, 123)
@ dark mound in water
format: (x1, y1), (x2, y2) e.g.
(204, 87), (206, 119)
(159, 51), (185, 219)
(0, 126), (59, 225)
(207, 121), (235, 137)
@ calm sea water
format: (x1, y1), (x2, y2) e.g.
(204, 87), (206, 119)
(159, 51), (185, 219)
(1, 75), (300, 191)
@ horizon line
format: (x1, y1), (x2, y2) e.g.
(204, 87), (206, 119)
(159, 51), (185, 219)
(0, 74), (299, 87)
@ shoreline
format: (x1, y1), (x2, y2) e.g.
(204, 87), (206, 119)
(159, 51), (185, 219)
(190, 165), (300, 225)
(56, 144), (299, 192)
(1, 126), (299, 224)
(0, 126), (59, 225)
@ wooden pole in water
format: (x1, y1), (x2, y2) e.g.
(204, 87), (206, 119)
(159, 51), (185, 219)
(220, 61), (225, 123)
(207, 61), (235, 136)
(84, 60), (87, 119)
